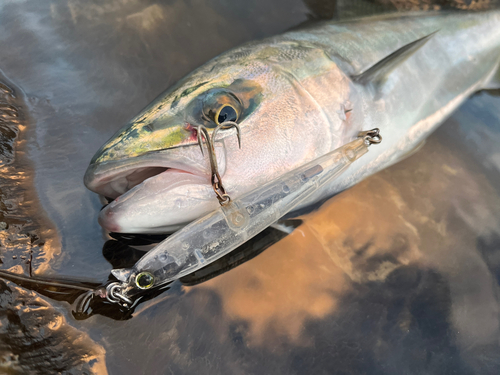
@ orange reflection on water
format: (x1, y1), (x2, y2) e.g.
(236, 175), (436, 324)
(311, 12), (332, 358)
(305, 175), (422, 284)
(188, 173), (423, 346)
(190, 222), (346, 346)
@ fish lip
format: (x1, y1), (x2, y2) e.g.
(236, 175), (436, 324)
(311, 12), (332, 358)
(84, 147), (215, 199)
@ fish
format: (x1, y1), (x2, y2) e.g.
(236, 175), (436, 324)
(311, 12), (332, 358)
(84, 11), (500, 234)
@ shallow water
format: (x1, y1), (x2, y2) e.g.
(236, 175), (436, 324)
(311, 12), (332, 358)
(1, 0), (500, 374)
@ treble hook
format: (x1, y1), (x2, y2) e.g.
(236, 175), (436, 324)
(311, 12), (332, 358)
(357, 128), (382, 145)
(196, 121), (242, 205)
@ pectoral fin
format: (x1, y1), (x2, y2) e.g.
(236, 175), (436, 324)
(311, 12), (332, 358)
(352, 30), (438, 87)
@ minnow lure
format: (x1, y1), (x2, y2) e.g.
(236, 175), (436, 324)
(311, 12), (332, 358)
(105, 129), (382, 307)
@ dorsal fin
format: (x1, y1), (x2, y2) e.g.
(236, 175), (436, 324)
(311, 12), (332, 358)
(352, 30), (438, 86)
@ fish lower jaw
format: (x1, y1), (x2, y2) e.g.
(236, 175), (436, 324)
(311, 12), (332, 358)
(96, 169), (216, 234)
(97, 207), (188, 234)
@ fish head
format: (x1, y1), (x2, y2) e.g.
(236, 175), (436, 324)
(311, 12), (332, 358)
(85, 40), (349, 233)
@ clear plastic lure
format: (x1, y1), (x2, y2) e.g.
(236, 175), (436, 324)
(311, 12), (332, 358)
(107, 129), (381, 306)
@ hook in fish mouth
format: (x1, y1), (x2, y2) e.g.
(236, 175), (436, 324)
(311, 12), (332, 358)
(196, 121), (242, 205)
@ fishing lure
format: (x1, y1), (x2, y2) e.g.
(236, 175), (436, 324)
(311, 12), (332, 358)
(104, 129), (382, 307)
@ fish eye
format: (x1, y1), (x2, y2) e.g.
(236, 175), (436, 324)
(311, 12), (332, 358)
(215, 104), (238, 125)
(200, 89), (242, 127)
(135, 272), (154, 289)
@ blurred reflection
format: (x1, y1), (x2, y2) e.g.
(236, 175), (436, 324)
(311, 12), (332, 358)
(0, 74), (60, 276)
(375, 0), (499, 11)
(303, 0), (337, 19)
(0, 74), (106, 373)
(304, 0), (500, 21)
(0, 278), (108, 374)
(189, 222), (347, 345)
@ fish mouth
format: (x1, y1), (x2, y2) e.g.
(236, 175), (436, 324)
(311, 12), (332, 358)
(84, 145), (225, 233)
(84, 152), (207, 199)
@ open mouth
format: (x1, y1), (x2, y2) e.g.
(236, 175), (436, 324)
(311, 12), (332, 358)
(84, 151), (213, 200)
(88, 165), (181, 200)
(102, 166), (170, 201)
(84, 147), (225, 233)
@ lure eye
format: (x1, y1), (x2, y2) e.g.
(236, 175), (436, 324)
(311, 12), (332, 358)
(135, 272), (154, 289)
(215, 105), (238, 125)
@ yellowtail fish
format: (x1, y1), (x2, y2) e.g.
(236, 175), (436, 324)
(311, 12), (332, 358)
(84, 11), (500, 233)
